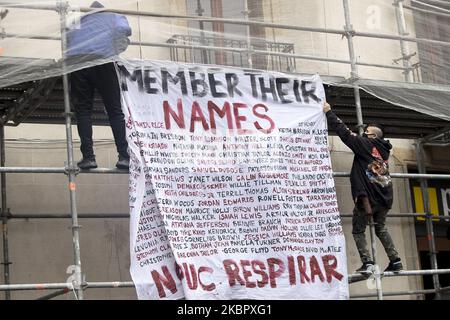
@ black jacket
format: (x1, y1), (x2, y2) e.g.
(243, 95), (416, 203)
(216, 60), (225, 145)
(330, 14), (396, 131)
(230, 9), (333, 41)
(326, 110), (393, 208)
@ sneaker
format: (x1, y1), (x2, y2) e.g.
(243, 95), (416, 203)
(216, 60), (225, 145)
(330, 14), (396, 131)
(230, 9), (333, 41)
(77, 158), (97, 170)
(384, 258), (403, 272)
(356, 261), (374, 274)
(116, 155), (129, 170)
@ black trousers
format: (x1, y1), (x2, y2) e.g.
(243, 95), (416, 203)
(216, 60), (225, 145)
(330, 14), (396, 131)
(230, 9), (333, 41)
(352, 197), (399, 263)
(70, 62), (128, 160)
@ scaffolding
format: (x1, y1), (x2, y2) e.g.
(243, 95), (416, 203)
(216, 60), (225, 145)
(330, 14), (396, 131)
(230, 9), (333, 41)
(0, 0), (450, 300)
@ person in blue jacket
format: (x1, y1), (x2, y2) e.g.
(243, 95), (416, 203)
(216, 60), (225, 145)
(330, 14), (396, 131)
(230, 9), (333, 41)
(67, 1), (131, 169)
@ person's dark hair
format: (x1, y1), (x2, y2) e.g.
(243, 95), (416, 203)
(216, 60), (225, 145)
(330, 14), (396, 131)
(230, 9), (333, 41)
(90, 1), (105, 8)
(366, 123), (385, 139)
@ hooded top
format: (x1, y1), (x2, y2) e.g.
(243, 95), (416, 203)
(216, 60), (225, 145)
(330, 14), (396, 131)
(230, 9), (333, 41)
(326, 110), (393, 208)
(66, 2), (131, 58)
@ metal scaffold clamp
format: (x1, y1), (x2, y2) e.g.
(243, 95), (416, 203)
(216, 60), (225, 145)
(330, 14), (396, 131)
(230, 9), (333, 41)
(55, 1), (70, 15)
(69, 223), (82, 234)
(70, 275), (86, 300)
(64, 164), (80, 176)
(368, 216), (378, 227)
(0, 9), (6, 41)
(246, 46), (255, 54)
(393, 52), (417, 64)
(350, 72), (360, 82)
(342, 25), (356, 39)
(342, 76), (360, 84)
(1, 208), (12, 220)
(402, 67), (416, 77)
(77, 272), (86, 284)
(62, 111), (75, 118)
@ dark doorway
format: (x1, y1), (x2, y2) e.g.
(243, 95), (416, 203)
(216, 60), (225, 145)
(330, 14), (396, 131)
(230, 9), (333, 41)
(419, 250), (450, 300)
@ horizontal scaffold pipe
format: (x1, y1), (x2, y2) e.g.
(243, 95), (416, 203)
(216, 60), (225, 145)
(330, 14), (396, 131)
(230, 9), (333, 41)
(0, 282), (73, 291)
(8, 213), (449, 220)
(348, 268), (450, 282)
(0, 281), (133, 291)
(250, 48), (407, 70)
(2, 3), (450, 48)
(80, 168), (128, 174)
(0, 167), (66, 173)
(2, 168), (450, 180)
(85, 281), (135, 289)
(2, 33), (60, 41)
(403, 4), (450, 18)
(350, 288), (437, 299)
(340, 213), (450, 219)
(333, 172), (450, 179)
(0, 2), (59, 11)
(135, 40), (409, 70)
(1, 270), (450, 291)
(10, 213), (130, 219)
(2, 33), (407, 71)
(0, 167), (127, 174)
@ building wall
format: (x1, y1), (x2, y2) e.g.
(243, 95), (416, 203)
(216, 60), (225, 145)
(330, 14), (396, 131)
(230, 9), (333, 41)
(0, 0), (420, 81)
(0, 0), (428, 299)
(261, 0), (418, 80)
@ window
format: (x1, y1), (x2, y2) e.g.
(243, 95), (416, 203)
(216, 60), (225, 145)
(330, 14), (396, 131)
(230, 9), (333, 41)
(167, 0), (296, 72)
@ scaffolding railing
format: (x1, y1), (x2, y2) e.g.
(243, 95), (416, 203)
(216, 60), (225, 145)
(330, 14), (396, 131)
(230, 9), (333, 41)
(0, 32), (412, 73)
(0, 0), (449, 300)
(0, 166), (448, 299)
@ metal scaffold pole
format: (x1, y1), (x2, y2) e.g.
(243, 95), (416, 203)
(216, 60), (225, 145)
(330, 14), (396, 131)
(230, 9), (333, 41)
(416, 139), (441, 299)
(57, 0), (84, 300)
(1, 31), (411, 72)
(394, 0), (414, 82)
(342, 0), (364, 136)
(3, 2), (450, 47)
(195, 0), (208, 64)
(244, 0), (253, 69)
(343, 0), (383, 300)
(0, 126), (11, 300)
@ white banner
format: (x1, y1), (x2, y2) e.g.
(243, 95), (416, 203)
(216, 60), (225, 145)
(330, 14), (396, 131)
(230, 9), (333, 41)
(118, 60), (349, 300)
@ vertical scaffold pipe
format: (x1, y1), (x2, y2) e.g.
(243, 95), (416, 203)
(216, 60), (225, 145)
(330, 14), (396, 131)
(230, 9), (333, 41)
(195, 0), (208, 64)
(368, 216), (383, 299)
(244, 0), (253, 69)
(393, 0), (414, 82)
(342, 0), (364, 136)
(0, 126), (11, 300)
(342, 0), (383, 300)
(57, 0), (84, 300)
(416, 139), (441, 299)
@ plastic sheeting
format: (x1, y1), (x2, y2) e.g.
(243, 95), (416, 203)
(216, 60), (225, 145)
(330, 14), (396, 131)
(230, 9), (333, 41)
(0, 0), (449, 122)
(358, 79), (450, 122)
